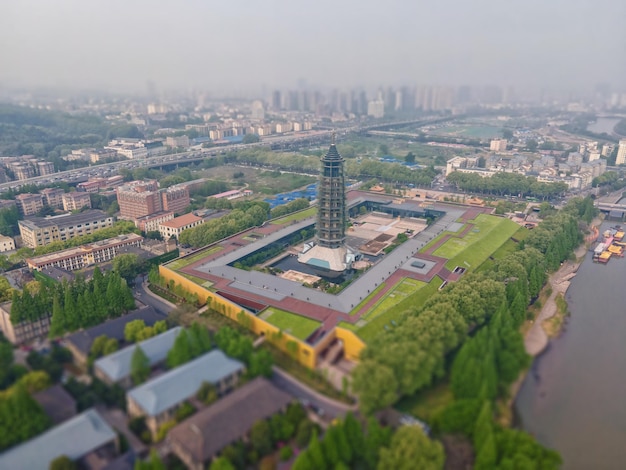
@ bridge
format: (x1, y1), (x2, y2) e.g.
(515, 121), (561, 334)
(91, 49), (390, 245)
(596, 202), (626, 218)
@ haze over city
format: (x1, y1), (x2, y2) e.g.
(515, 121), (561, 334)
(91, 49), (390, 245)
(1, 0), (625, 94)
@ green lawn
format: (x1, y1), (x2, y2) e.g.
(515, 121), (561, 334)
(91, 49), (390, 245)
(261, 307), (321, 340)
(430, 215), (520, 270)
(270, 207), (317, 225)
(356, 277), (443, 343)
(362, 278), (426, 321)
(166, 245), (223, 271)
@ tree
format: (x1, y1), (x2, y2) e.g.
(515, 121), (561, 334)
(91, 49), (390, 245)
(134, 449), (166, 470)
(90, 335), (109, 358)
(209, 457), (236, 470)
(526, 139), (538, 152)
(196, 381), (218, 405)
(377, 426), (445, 470)
(113, 253), (144, 284)
(130, 346), (150, 385)
(124, 320), (146, 343)
(250, 420), (273, 456)
(352, 360), (398, 414)
(243, 134), (260, 144)
(102, 338), (118, 356)
(405, 152), (416, 164)
(49, 455), (76, 470)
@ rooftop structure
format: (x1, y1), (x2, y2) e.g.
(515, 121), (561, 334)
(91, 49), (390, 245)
(33, 384), (77, 425)
(168, 377), (293, 468)
(127, 350), (244, 418)
(159, 212), (203, 240)
(0, 409), (117, 469)
(94, 326), (182, 385)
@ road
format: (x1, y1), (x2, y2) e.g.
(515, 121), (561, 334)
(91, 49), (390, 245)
(270, 366), (355, 421)
(133, 279), (176, 316)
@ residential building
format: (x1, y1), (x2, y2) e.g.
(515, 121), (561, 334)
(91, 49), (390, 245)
(135, 211), (174, 233)
(37, 161), (55, 176)
(116, 180), (161, 219)
(26, 233), (144, 271)
(41, 187), (65, 209)
(0, 301), (52, 344)
(15, 193), (44, 216)
(94, 327), (182, 387)
(11, 162), (35, 180)
(617, 140), (626, 166)
(159, 212), (204, 240)
(490, 139), (508, 152)
(127, 350), (245, 437)
(367, 100), (384, 118)
(168, 378), (293, 470)
(89, 148), (117, 163)
(166, 135), (190, 148)
(145, 140), (167, 157)
(65, 306), (166, 365)
(62, 191), (92, 211)
(0, 409), (118, 470)
(161, 185), (190, 214)
(0, 235), (15, 252)
(18, 210), (114, 248)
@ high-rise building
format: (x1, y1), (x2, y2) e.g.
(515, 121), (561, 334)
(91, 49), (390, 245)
(15, 193), (44, 216)
(616, 140), (626, 166)
(116, 180), (190, 220)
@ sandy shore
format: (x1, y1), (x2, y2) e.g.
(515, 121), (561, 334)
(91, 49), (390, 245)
(523, 222), (600, 356)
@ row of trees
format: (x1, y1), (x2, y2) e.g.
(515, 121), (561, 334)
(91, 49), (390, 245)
(446, 171), (568, 199)
(352, 197), (595, 466)
(179, 202), (269, 248)
(10, 268), (134, 333)
(0, 384), (50, 451)
(166, 323), (213, 368)
(269, 197), (310, 219)
(213, 326), (274, 378)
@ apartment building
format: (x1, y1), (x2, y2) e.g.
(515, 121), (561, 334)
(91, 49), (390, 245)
(15, 193), (44, 216)
(165, 135), (190, 148)
(18, 210), (114, 248)
(490, 139), (508, 152)
(0, 302), (52, 344)
(117, 180), (190, 220)
(40, 188), (65, 209)
(62, 192), (92, 211)
(617, 140), (626, 166)
(116, 180), (161, 219)
(26, 233), (143, 271)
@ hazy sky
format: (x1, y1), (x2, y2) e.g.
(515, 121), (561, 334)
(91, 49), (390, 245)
(1, 0), (624, 94)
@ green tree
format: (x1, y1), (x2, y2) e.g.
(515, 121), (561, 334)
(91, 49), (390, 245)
(113, 253), (144, 284)
(102, 338), (118, 356)
(250, 420), (273, 456)
(209, 457), (236, 470)
(49, 455), (76, 470)
(377, 426), (445, 470)
(124, 320), (146, 343)
(196, 381), (218, 405)
(130, 346), (150, 385)
(405, 152), (416, 164)
(134, 449), (166, 470)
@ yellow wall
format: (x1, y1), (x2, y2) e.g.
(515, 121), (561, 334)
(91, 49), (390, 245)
(159, 265), (319, 368)
(334, 327), (366, 361)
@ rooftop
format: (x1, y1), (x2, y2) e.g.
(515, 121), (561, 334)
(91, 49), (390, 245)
(66, 307), (166, 356)
(33, 384), (77, 425)
(168, 377), (293, 462)
(160, 213), (202, 229)
(0, 409), (116, 469)
(127, 350), (244, 417)
(19, 210), (111, 230)
(94, 327), (182, 382)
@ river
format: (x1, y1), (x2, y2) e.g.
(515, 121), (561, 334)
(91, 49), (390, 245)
(515, 222), (626, 469)
(587, 117), (621, 135)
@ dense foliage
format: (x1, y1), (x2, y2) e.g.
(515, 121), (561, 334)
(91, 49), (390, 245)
(0, 384), (51, 451)
(0, 206), (20, 237)
(179, 201), (269, 248)
(446, 172), (568, 199)
(213, 326), (274, 378)
(352, 197), (594, 466)
(166, 323), (213, 368)
(10, 267), (134, 334)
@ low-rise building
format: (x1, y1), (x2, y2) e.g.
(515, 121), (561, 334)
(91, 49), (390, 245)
(0, 301), (52, 344)
(15, 193), (44, 216)
(0, 409), (118, 470)
(33, 384), (78, 425)
(127, 350), (245, 438)
(166, 135), (190, 148)
(94, 327), (182, 387)
(18, 210), (114, 248)
(62, 192), (92, 211)
(26, 233), (144, 271)
(135, 211), (174, 233)
(159, 212), (204, 240)
(0, 234), (15, 252)
(168, 377), (293, 470)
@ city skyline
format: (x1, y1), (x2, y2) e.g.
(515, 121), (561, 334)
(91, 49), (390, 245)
(1, 0), (625, 95)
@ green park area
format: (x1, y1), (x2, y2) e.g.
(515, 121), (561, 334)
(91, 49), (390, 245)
(430, 124), (503, 139)
(271, 207), (317, 225)
(260, 307), (321, 340)
(432, 214), (520, 270)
